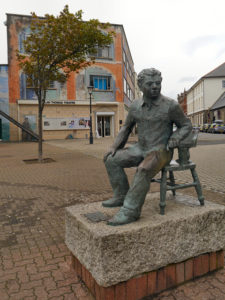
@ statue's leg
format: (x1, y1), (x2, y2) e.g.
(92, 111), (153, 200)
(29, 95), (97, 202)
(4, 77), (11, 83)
(103, 145), (143, 207)
(107, 149), (172, 225)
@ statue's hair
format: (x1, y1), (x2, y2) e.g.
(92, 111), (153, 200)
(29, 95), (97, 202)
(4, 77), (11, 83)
(137, 68), (162, 89)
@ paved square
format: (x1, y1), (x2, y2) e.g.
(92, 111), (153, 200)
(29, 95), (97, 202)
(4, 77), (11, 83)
(0, 137), (224, 299)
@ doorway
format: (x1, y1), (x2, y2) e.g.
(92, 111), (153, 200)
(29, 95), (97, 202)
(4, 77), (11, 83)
(97, 116), (111, 137)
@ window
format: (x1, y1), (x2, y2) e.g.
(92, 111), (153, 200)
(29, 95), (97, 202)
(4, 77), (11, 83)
(49, 81), (55, 89)
(122, 49), (135, 84)
(90, 45), (112, 59)
(97, 47), (110, 58)
(222, 80), (225, 88)
(20, 73), (60, 100)
(123, 78), (134, 101)
(90, 75), (111, 91)
(18, 27), (31, 53)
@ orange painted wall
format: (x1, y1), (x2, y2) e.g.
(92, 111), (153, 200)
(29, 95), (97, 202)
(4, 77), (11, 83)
(66, 30), (124, 102)
(8, 22), (20, 104)
(67, 72), (76, 100)
(8, 18), (129, 105)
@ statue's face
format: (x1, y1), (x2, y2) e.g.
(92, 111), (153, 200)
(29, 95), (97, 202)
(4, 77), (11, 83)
(142, 75), (162, 99)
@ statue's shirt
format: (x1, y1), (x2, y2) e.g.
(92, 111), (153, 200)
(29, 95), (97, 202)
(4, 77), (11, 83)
(125, 94), (192, 153)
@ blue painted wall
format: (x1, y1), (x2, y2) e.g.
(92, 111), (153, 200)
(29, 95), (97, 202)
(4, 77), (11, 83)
(20, 73), (66, 101)
(0, 65), (9, 141)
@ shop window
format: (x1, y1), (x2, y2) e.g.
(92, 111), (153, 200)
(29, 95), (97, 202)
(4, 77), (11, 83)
(90, 75), (111, 91)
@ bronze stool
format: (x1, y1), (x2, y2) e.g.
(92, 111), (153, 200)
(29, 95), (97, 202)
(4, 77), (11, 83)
(152, 130), (205, 215)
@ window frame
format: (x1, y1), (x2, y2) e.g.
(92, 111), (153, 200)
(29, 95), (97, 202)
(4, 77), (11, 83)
(90, 75), (112, 91)
(89, 45), (113, 60)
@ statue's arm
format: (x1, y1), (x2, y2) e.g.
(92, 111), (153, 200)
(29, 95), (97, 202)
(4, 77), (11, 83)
(104, 106), (136, 161)
(168, 102), (192, 148)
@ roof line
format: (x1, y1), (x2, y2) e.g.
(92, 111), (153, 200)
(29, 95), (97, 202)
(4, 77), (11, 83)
(187, 62), (225, 92)
(5, 13), (124, 27)
(203, 61), (225, 78)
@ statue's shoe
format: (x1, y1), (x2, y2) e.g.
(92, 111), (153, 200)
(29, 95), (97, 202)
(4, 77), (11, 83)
(102, 197), (124, 207)
(107, 210), (138, 226)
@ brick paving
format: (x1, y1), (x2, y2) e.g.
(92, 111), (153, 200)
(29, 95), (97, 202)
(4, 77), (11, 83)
(0, 136), (224, 300)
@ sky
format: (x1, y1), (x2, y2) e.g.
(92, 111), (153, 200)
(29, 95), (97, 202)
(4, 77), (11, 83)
(1, 0), (225, 99)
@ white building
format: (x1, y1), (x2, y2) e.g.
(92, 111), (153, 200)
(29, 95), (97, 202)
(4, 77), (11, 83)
(187, 62), (225, 125)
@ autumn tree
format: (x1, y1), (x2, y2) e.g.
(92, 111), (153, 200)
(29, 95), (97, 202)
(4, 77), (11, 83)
(17, 5), (114, 162)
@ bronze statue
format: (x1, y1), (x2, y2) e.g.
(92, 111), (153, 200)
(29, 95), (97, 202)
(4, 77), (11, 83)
(103, 68), (192, 226)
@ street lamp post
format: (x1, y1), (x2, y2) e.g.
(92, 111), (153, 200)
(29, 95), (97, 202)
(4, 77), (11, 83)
(88, 86), (94, 144)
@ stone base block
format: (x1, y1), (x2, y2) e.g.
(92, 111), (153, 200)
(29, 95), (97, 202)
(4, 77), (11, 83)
(70, 249), (224, 300)
(65, 193), (225, 288)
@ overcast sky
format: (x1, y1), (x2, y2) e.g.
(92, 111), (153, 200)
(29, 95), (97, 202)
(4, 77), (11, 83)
(1, 0), (225, 99)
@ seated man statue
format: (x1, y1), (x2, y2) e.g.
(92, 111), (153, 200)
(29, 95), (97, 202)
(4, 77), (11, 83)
(103, 68), (192, 226)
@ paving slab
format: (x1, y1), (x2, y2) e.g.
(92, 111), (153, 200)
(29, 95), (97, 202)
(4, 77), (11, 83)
(0, 139), (224, 300)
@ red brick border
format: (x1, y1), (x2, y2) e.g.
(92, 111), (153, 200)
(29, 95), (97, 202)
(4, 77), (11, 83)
(71, 250), (224, 300)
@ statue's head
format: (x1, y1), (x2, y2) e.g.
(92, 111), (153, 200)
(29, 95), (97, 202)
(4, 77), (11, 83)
(138, 68), (162, 99)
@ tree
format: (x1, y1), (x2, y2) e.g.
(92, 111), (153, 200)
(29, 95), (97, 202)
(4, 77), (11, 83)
(17, 5), (114, 162)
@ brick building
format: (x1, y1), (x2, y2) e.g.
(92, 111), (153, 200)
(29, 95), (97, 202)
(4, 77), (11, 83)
(5, 13), (136, 141)
(177, 89), (187, 115)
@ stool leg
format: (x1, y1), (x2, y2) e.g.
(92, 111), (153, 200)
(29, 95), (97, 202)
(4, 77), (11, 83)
(160, 169), (167, 215)
(169, 171), (176, 196)
(190, 168), (204, 206)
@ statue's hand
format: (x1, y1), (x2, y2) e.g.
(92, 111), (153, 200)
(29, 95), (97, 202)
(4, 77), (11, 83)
(168, 138), (179, 149)
(103, 147), (117, 162)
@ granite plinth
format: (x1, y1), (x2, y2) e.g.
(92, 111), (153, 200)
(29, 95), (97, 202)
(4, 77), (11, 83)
(65, 193), (225, 287)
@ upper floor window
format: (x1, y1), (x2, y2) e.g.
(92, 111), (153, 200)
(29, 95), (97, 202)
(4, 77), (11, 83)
(90, 75), (111, 91)
(222, 80), (225, 88)
(18, 27), (31, 54)
(89, 44), (113, 60)
(122, 49), (134, 83)
(123, 78), (134, 101)
(96, 47), (110, 58)
(20, 73), (60, 100)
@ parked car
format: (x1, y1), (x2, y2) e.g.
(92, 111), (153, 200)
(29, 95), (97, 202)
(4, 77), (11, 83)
(202, 123), (211, 132)
(192, 124), (200, 131)
(214, 119), (224, 125)
(208, 123), (217, 133)
(199, 124), (204, 132)
(213, 124), (225, 134)
(208, 120), (224, 133)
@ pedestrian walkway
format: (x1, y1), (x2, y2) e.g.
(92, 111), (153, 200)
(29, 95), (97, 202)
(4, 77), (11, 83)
(0, 139), (224, 300)
(47, 136), (225, 194)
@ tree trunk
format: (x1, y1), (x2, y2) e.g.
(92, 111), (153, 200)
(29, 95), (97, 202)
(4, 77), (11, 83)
(38, 101), (43, 163)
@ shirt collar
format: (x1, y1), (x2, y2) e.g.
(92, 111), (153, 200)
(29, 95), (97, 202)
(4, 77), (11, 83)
(141, 94), (162, 107)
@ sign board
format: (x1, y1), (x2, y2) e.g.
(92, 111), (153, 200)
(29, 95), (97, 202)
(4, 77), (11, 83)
(43, 117), (90, 130)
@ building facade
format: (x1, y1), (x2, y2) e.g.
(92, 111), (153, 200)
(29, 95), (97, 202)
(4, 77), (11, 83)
(177, 90), (187, 115)
(187, 62), (225, 125)
(210, 92), (225, 122)
(5, 13), (136, 141)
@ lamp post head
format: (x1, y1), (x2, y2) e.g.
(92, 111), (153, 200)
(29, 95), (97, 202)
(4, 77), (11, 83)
(88, 86), (94, 95)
